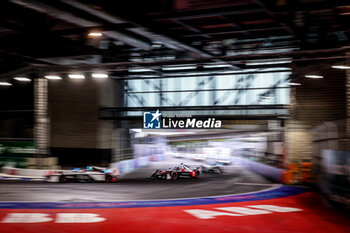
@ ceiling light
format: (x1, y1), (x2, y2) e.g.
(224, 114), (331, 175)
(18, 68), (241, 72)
(162, 65), (197, 71)
(246, 60), (291, 66)
(88, 32), (103, 38)
(68, 74), (85, 79)
(288, 82), (301, 86)
(129, 68), (154, 72)
(45, 75), (62, 80)
(305, 75), (323, 79)
(0, 82), (12, 86)
(332, 65), (350, 69)
(152, 42), (162, 48)
(14, 77), (31, 82)
(92, 73), (108, 78)
(128, 75), (160, 78)
(203, 64), (233, 68)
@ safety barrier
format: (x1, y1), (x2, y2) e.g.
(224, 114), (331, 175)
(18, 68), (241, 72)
(1, 166), (63, 177)
(1, 153), (166, 178)
(238, 157), (285, 182)
(110, 154), (166, 175)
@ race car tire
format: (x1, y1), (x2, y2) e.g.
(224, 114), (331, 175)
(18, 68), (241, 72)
(195, 170), (200, 177)
(170, 171), (178, 180)
(151, 170), (160, 177)
(105, 174), (113, 183)
(77, 174), (92, 183)
(59, 174), (67, 183)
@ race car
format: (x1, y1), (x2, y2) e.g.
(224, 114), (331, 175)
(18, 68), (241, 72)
(151, 163), (200, 180)
(46, 166), (119, 183)
(200, 163), (223, 174)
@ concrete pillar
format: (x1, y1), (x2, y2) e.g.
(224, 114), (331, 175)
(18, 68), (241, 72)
(48, 76), (116, 166)
(346, 65), (350, 138)
(285, 120), (313, 163)
(285, 62), (346, 169)
(34, 76), (49, 158)
(111, 78), (129, 162)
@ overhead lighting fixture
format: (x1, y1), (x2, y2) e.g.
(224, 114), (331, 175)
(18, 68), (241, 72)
(332, 65), (350, 69)
(68, 74), (85, 79)
(162, 65), (197, 71)
(203, 64), (233, 68)
(128, 75), (160, 78)
(45, 75), (62, 80)
(246, 60), (291, 66)
(288, 82), (301, 86)
(92, 73), (108, 79)
(14, 77), (31, 82)
(88, 32), (103, 38)
(339, 6), (350, 15)
(0, 82), (12, 86)
(305, 75), (323, 79)
(129, 68), (154, 73)
(152, 42), (162, 48)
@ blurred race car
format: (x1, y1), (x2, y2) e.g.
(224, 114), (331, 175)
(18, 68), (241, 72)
(46, 166), (119, 183)
(151, 163), (200, 180)
(200, 164), (223, 174)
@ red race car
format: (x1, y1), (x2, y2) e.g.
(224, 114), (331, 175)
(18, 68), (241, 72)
(151, 163), (200, 180)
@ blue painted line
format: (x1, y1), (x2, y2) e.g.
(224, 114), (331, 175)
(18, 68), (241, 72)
(0, 185), (308, 209)
(0, 177), (42, 181)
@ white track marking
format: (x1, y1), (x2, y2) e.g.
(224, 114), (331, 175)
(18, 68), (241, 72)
(184, 209), (242, 219)
(2, 213), (52, 223)
(55, 213), (105, 223)
(248, 205), (302, 213)
(184, 205), (303, 219)
(216, 207), (271, 215)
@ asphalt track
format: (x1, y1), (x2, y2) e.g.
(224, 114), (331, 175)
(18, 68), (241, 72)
(0, 158), (349, 233)
(0, 158), (274, 202)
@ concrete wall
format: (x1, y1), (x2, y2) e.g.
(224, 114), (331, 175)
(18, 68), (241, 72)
(285, 65), (347, 163)
(48, 77), (115, 166)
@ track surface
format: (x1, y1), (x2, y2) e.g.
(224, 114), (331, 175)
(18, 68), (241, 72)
(0, 158), (274, 202)
(0, 158), (349, 233)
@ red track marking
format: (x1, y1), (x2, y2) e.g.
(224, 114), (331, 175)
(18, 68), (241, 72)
(0, 192), (348, 233)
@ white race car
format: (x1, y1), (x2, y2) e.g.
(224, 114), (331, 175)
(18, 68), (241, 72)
(46, 166), (119, 183)
(200, 163), (223, 174)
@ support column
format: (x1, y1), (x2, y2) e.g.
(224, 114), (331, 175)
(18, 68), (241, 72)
(284, 62), (346, 182)
(346, 53), (350, 139)
(111, 78), (131, 162)
(34, 76), (49, 165)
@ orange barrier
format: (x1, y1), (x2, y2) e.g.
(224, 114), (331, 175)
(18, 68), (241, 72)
(300, 162), (313, 183)
(282, 171), (292, 184)
(282, 162), (314, 184)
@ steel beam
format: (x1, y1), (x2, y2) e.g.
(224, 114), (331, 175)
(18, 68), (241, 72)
(152, 9), (265, 21)
(9, 0), (151, 49)
(59, 0), (211, 58)
(183, 27), (285, 38)
(101, 104), (287, 112)
(37, 45), (349, 72)
(99, 114), (287, 121)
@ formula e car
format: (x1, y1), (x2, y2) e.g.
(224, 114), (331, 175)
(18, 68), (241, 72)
(200, 163), (223, 174)
(46, 166), (119, 183)
(151, 163), (200, 180)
